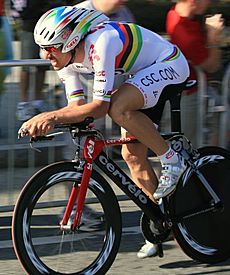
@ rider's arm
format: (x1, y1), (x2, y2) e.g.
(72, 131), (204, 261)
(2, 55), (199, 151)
(18, 30), (119, 135)
(52, 65), (110, 123)
(50, 99), (110, 124)
(50, 33), (118, 124)
(53, 29), (120, 120)
(57, 66), (86, 104)
(90, 31), (120, 103)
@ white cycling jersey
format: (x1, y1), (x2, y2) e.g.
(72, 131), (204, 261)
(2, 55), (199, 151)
(58, 21), (189, 109)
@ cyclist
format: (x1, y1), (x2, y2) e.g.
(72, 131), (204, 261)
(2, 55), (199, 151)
(18, 6), (189, 200)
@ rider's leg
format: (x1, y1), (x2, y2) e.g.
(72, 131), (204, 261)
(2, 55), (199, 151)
(121, 131), (159, 258)
(109, 83), (186, 200)
(121, 131), (158, 201)
(109, 53), (189, 199)
(109, 83), (172, 157)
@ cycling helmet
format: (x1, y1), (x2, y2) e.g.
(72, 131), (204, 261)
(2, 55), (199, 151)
(34, 6), (109, 53)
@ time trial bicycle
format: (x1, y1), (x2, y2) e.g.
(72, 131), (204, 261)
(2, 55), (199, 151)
(12, 83), (230, 274)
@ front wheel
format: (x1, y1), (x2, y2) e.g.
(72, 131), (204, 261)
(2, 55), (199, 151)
(169, 147), (230, 263)
(12, 161), (122, 274)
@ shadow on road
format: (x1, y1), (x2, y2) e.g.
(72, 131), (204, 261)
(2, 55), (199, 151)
(160, 259), (230, 274)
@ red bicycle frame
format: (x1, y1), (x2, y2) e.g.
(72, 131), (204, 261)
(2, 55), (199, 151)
(60, 135), (137, 230)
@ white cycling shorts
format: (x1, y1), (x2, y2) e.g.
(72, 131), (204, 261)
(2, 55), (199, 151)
(125, 52), (189, 109)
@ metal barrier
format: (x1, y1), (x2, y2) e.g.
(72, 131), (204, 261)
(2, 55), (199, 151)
(196, 66), (207, 147)
(219, 63), (230, 147)
(0, 59), (67, 212)
(196, 64), (230, 147)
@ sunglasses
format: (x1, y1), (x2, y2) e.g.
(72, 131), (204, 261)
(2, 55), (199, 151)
(40, 44), (62, 53)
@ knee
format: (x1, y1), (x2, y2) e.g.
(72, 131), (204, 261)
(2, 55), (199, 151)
(109, 103), (132, 126)
(108, 101), (121, 122)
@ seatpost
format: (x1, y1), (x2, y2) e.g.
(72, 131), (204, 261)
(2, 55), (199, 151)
(169, 91), (182, 133)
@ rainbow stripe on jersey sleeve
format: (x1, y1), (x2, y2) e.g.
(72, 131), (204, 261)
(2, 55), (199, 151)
(108, 22), (143, 72)
(68, 89), (85, 100)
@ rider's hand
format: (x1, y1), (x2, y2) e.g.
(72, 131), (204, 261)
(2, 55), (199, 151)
(18, 112), (56, 138)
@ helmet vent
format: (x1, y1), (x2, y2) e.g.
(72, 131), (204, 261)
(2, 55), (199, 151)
(40, 28), (46, 36)
(49, 32), (55, 41)
(44, 31), (49, 39)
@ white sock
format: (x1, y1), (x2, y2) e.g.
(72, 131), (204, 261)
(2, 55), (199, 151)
(158, 147), (178, 164)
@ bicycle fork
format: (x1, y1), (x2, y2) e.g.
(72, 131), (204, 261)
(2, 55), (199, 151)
(60, 164), (93, 231)
(60, 136), (103, 231)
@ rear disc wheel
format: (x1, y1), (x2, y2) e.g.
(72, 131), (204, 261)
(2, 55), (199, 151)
(169, 147), (230, 263)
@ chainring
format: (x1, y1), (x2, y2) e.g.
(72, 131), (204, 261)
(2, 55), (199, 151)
(140, 213), (171, 244)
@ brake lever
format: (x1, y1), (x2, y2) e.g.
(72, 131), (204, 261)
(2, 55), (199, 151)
(29, 131), (64, 152)
(29, 142), (42, 153)
(30, 135), (55, 142)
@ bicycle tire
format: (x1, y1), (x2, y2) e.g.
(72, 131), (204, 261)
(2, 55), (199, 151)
(169, 146), (230, 263)
(12, 161), (122, 275)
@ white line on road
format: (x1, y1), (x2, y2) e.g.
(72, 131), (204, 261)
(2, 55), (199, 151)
(0, 226), (141, 249)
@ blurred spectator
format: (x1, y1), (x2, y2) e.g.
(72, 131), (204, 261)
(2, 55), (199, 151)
(0, 0), (13, 99)
(75, 0), (135, 22)
(11, 0), (64, 121)
(166, 0), (224, 147)
(0, 0), (13, 138)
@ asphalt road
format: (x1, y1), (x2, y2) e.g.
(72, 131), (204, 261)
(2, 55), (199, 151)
(1, 199), (230, 275)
